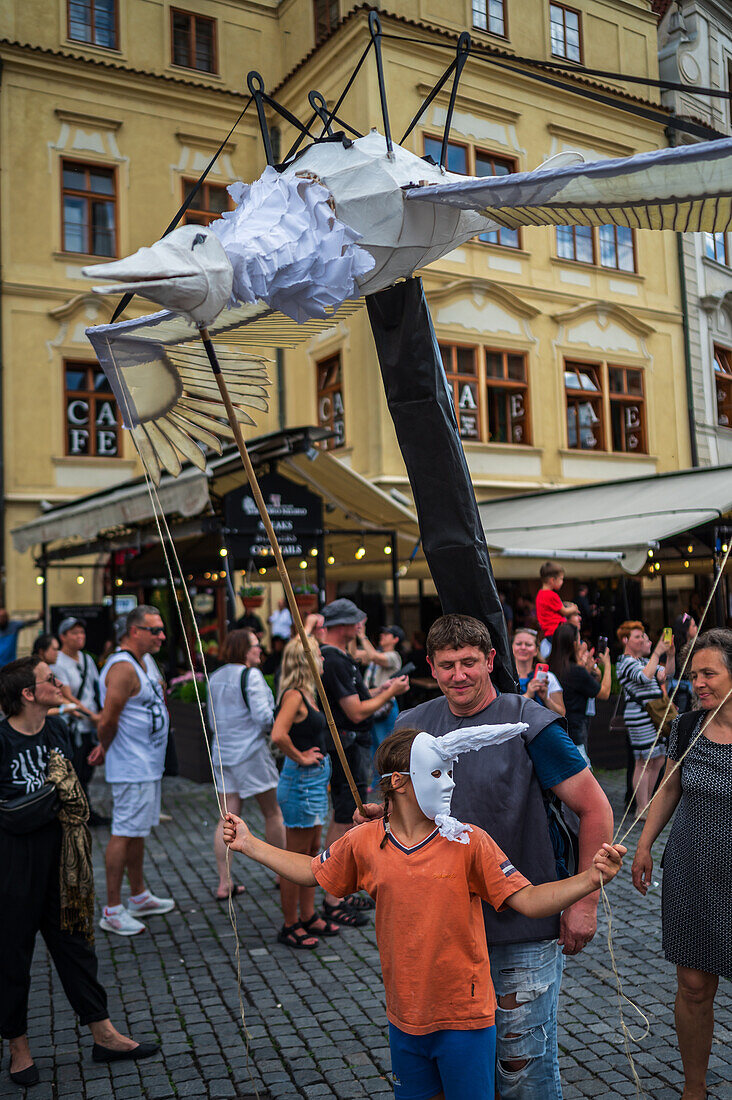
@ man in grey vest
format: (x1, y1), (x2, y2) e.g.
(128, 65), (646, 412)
(393, 614), (613, 1098)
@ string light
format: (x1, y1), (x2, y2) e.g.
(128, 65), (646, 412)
(687, 544), (693, 555)
(684, 560), (690, 569)
(383, 544), (392, 555)
(258, 567), (267, 575)
(114, 577), (124, 587)
(204, 572), (211, 580)
(723, 543), (729, 554)
(76, 574), (84, 585)
(219, 547), (228, 558)
(310, 547), (318, 557)
(220, 570), (227, 578)
(35, 575), (45, 586)
(211, 572), (219, 581)
(327, 555), (335, 565)
(647, 549), (654, 558)
(299, 560), (308, 570)
(355, 545), (366, 560)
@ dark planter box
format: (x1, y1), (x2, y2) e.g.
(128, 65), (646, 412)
(587, 695), (628, 770)
(167, 700), (212, 784)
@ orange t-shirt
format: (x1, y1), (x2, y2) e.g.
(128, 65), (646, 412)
(311, 819), (530, 1035)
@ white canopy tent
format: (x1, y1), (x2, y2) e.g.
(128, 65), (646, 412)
(478, 465), (732, 576)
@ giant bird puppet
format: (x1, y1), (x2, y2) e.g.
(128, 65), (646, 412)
(84, 15), (732, 694)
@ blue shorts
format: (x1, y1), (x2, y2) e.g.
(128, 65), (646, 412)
(388, 1023), (496, 1100)
(277, 755), (331, 829)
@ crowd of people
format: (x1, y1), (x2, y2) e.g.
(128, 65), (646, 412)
(0, 581), (729, 1099)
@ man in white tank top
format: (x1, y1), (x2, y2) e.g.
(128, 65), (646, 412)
(90, 605), (175, 936)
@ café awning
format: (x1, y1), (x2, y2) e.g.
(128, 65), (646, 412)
(478, 464), (732, 575)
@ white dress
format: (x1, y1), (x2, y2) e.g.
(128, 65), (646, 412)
(206, 664), (278, 797)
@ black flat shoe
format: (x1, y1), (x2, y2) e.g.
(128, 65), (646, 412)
(9, 1060), (39, 1086)
(91, 1041), (159, 1063)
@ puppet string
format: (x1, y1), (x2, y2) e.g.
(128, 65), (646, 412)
(137, 462), (260, 1099)
(110, 331), (261, 1100)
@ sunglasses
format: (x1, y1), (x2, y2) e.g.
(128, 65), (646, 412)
(136, 625), (165, 636)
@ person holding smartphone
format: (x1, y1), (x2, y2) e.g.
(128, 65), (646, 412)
(512, 629), (565, 718)
(549, 623), (612, 766)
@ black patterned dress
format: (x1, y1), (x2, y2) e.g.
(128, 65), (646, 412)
(661, 714), (732, 979)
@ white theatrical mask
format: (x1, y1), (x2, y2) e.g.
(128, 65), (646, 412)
(407, 723), (528, 843)
(84, 225), (233, 327)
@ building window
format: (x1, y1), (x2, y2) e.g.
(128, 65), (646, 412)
(565, 360), (647, 453)
(423, 135), (469, 174)
(65, 362), (121, 457)
(485, 350), (530, 443)
(475, 151), (520, 248)
(557, 224), (594, 264)
(550, 3), (582, 62)
(472, 0), (506, 37)
(714, 345), (732, 429)
(565, 363), (604, 450)
(316, 354), (345, 449)
(62, 161), (116, 256)
(440, 345), (481, 440)
(171, 9), (216, 73)
(314, 0), (339, 44)
(68, 0), (117, 48)
(705, 232), (729, 265)
(182, 180), (230, 226)
(608, 367), (646, 452)
(557, 224), (636, 270)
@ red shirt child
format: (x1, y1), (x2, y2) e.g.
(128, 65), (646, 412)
(536, 588), (566, 638)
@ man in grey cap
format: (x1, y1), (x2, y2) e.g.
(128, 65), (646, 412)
(319, 599), (409, 926)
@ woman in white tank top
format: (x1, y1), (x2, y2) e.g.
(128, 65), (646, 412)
(207, 630), (285, 900)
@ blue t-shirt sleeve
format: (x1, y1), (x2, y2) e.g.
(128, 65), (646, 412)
(527, 721), (587, 790)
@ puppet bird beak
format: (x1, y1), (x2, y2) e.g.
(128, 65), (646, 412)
(83, 224), (233, 327)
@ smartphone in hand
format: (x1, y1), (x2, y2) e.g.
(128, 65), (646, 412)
(533, 663), (549, 683)
(597, 636), (608, 655)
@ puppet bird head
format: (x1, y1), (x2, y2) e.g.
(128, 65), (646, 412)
(84, 225), (233, 327)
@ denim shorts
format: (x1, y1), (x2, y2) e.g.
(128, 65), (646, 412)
(489, 938), (564, 1099)
(388, 1022), (496, 1100)
(277, 755), (331, 829)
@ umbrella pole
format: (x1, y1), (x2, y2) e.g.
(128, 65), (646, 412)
(198, 325), (365, 815)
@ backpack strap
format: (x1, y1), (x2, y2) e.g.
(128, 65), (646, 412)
(673, 708), (705, 762)
(240, 667), (250, 711)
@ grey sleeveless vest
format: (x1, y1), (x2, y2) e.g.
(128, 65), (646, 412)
(397, 692), (564, 946)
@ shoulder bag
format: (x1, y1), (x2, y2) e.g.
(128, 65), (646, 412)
(0, 783), (60, 835)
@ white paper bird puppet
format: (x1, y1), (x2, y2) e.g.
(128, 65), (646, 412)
(85, 129), (732, 480)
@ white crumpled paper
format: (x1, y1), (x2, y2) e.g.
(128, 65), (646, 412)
(209, 167), (374, 323)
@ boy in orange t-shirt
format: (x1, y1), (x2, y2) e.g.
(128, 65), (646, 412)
(224, 724), (625, 1100)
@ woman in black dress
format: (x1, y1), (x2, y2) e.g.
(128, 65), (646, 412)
(0, 657), (157, 1087)
(632, 629), (732, 1100)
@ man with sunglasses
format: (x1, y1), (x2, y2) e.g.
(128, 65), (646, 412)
(90, 606), (174, 936)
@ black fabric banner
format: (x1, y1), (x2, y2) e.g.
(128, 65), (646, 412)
(367, 277), (517, 693)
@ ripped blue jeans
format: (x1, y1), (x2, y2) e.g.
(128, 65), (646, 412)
(488, 938), (564, 1099)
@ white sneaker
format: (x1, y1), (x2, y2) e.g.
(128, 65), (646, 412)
(127, 893), (175, 917)
(99, 908), (146, 936)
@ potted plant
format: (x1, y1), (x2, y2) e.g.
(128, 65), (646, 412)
(293, 581), (319, 613)
(166, 673), (211, 783)
(239, 582), (265, 610)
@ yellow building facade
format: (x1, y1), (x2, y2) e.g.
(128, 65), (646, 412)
(1, 0), (690, 614)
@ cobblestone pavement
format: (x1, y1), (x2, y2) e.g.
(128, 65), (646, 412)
(2, 769), (731, 1100)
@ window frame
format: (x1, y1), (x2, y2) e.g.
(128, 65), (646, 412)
(556, 223), (637, 272)
(64, 360), (122, 459)
(60, 159), (117, 258)
(705, 232), (729, 266)
(549, 2), (583, 63)
(484, 348), (531, 445)
(67, 0), (119, 50)
(564, 359), (648, 454)
(472, 0), (508, 39)
(181, 178), (232, 225)
(423, 134), (522, 250)
(313, 0), (339, 44)
(440, 343), (483, 442)
(170, 7), (218, 74)
(714, 344), (732, 431)
(316, 352), (346, 450)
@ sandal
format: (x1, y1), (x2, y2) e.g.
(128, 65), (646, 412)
(344, 892), (375, 912)
(276, 922), (319, 949)
(214, 883), (246, 901)
(322, 900), (369, 927)
(301, 911), (340, 937)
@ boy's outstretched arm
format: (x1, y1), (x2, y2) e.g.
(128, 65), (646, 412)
(223, 813), (317, 886)
(507, 843), (626, 919)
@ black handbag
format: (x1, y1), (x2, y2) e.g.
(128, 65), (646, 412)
(0, 783), (60, 835)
